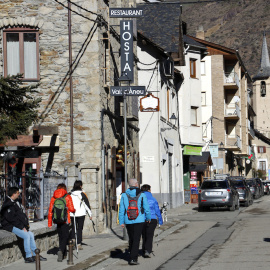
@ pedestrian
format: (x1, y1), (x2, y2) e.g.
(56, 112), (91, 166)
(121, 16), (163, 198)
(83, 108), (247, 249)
(0, 186), (47, 263)
(141, 184), (163, 258)
(118, 178), (151, 265)
(48, 183), (75, 262)
(70, 180), (92, 250)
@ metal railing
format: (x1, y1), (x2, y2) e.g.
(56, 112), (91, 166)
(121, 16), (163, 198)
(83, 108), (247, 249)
(224, 72), (240, 88)
(225, 103), (240, 118)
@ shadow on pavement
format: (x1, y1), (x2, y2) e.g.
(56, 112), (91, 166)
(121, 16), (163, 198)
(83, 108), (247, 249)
(110, 248), (129, 262)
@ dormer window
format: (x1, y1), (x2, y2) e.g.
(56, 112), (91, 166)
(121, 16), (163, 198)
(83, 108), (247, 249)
(261, 81), (266, 97)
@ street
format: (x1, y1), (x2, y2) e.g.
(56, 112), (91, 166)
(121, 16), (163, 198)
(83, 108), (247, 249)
(89, 196), (270, 270)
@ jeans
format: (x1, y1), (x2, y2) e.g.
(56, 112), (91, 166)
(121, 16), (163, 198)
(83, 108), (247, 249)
(12, 227), (37, 258)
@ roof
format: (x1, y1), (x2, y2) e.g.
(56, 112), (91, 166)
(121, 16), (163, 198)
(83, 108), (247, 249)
(183, 35), (207, 50)
(137, 3), (184, 56)
(255, 129), (270, 145)
(253, 33), (270, 81)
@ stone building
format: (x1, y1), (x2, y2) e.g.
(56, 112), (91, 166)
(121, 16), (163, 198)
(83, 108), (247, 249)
(0, 0), (140, 234)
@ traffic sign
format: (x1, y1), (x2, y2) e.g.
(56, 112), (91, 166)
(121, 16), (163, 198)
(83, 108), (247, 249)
(110, 86), (146, 96)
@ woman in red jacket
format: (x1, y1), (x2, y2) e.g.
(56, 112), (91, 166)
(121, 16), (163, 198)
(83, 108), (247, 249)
(48, 183), (75, 262)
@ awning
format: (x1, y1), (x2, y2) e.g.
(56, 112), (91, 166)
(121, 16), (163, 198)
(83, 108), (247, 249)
(189, 151), (213, 165)
(189, 164), (207, 172)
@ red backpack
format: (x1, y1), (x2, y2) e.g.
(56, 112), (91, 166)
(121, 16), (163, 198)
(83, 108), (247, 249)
(126, 193), (143, 220)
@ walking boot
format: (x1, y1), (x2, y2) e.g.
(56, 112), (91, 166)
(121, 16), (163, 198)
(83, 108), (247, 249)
(57, 251), (63, 262)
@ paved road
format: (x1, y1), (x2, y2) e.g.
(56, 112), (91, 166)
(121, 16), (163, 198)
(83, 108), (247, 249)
(90, 196), (270, 270)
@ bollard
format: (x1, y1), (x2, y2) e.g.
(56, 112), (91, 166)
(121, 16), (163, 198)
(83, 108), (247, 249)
(35, 249), (41, 270)
(67, 239), (74, 265)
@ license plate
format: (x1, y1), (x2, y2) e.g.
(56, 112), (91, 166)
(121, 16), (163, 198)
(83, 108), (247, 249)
(207, 192), (222, 195)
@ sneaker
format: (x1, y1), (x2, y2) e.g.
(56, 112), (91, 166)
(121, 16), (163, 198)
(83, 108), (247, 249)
(25, 257), (35, 263)
(144, 251), (151, 258)
(32, 255), (47, 261)
(129, 260), (139, 265)
(78, 244), (83, 250)
(57, 251), (63, 262)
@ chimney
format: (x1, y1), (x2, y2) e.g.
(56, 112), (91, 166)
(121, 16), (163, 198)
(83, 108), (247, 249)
(196, 25), (205, 40)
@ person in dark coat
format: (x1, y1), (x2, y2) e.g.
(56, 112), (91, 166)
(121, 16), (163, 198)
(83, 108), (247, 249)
(141, 184), (163, 258)
(0, 186), (47, 263)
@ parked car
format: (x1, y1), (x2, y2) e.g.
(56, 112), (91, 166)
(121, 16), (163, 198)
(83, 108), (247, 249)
(255, 178), (264, 197)
(198, 179), (239, 211)
(229, 178), (253, 207)
(246, 179), (260, 199)
(262, 181), (270, 195)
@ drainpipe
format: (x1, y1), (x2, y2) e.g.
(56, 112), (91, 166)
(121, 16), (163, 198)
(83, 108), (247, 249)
(68, 1), (74, 160)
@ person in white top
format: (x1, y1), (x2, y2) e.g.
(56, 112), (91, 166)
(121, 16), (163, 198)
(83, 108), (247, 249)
(70, 180), (92, 250)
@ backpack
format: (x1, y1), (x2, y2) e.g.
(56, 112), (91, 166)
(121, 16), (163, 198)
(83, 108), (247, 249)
(52, 194), (68, 224)
(126, 192), (143, 220)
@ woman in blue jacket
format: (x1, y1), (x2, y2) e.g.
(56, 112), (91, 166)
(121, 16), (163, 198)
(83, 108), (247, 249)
(141, 184), (163, 258)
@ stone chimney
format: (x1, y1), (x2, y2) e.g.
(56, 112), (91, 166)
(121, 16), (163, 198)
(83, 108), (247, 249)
(196, 25), (205, 40)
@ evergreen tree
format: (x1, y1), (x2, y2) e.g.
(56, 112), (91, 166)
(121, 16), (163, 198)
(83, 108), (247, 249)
(0, 74), (41, 144)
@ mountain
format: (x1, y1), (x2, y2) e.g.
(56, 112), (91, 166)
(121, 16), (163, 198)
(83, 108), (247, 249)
(181, 0), (270, 78)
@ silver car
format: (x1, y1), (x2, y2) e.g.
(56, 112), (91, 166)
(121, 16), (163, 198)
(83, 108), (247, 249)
(198, 179), (239, 211)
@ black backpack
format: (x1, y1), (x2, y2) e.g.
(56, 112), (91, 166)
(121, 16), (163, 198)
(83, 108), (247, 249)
(52, 194), (68, 224)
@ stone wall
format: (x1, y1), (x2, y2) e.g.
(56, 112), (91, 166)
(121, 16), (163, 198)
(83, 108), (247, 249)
(0, 221), (58, 267)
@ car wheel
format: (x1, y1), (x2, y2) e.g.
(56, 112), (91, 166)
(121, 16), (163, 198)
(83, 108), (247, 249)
(250, 199), (253, 205)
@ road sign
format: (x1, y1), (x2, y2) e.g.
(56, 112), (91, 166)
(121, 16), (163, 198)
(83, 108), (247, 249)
(110, 86), (146, 96)
(109, 8), (143, 18)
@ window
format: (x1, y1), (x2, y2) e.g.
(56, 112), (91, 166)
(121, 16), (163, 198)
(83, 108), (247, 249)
(261, 81), (266, 97)
(201, 61), (205, 75)
(201, 92), (206, 106)
(259, 161), (266, 171)
(191, 107), (197, 126)
(190, 59), (196, 78)
(202, 123), (207, 137)
(258, 146), (266, 153)
(227, 124), (236, 138)
(3, 27), (39, 81)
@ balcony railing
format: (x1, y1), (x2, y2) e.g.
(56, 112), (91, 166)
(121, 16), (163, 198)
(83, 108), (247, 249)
(236, 135), (241, 149)
(225, 135), (241, 151)
(225, 103), (240, 118)
(224, 72), (240, 88)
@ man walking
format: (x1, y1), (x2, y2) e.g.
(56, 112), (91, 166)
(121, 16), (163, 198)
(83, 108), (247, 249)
(0, 187), (47, 263)
(118, 178), (151, 265)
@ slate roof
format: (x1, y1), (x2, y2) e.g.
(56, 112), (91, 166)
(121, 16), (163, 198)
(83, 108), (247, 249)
(183, 35), (206, 50)
(253, 33), (270, 81)
(137, 3), (181, 53)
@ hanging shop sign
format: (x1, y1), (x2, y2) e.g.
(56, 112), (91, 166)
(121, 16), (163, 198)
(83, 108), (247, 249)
(183, 145), (202, 156)
(109, 8), (143, 18)
(120, 20), (133, 82)
(140, 93), (159, 112)
(209, 143), (219, 158)
(110, 86), (146, 96)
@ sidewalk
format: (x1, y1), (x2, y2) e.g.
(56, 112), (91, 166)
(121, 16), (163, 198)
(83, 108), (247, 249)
(0, 203), (197, 270)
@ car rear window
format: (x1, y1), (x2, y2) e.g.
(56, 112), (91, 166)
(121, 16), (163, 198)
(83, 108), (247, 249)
(231, 180), (245, 187)
(201, 181), (228, 189)
(246, 180), (255, 185)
